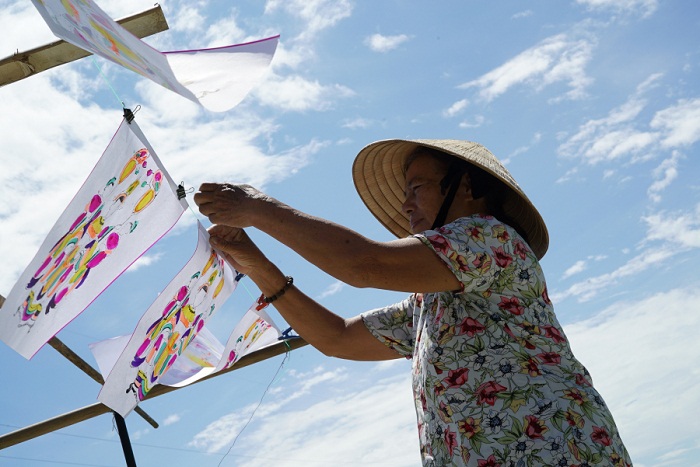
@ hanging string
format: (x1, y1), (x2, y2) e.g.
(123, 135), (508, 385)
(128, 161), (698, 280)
(240, 280), (259, 303)
(90, 57), (126, 109)
(217, 350), (290, 467)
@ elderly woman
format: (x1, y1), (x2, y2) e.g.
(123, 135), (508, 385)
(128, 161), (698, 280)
(194, 139), (631, 466)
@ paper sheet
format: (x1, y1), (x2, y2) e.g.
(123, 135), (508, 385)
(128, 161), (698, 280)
(0, 119), (186, 359)
(97, 223), (239, 416)
(90, 297), (281, 391)
(31, 0), (278, 112)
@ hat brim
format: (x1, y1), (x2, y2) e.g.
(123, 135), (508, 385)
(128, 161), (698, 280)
(352, 139), (549, 259)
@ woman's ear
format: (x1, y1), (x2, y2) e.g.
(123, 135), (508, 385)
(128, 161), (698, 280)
(461, 172), (475, 201)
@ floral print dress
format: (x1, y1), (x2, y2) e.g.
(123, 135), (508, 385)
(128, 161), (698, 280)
(362, 215), (632, 466)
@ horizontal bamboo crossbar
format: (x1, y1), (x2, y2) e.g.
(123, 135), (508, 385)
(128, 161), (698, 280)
(0, 5), (169, 87)
(0, 337), (307, 449)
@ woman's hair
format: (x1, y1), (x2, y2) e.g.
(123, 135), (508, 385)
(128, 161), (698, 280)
(404, 147), (524, 238)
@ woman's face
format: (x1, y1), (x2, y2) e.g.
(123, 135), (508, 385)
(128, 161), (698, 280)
(401, 154), (450, 234)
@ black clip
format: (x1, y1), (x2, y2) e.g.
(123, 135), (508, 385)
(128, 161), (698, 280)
(278, 327), (299, 341)
(177, 182), (194, 200)
(123, 105), (141, 124)
(123, 107), (135, 123)
(177, 183), (187, 200)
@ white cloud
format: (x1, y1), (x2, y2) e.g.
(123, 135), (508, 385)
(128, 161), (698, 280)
(565, 287), (700, 463)
(342, 117), (372, 129)
(642, 204), (700, 249)
(132, 80), (328, 185)
(254, 74), (354, 112)
(501, 132), (541, 165)
(557, 91), (654, 164)
(202, 16), (247, 48)
(364, 33), (410, 53)
(512, 10), (533, 20)
(650, 98), (700, 148)
(555, 73), (697, 165)
(553, 201), (700, 303)
(555, 166), (579, 184)
(552, 246), (677, 303)
(1, 1), (56, 53)
(575, 0), (659, 18)
(443, 98), (469, 117)
(458, 115), (485, 129)
(265, 0), (353, 41)
(170, 5), (207, 34)
(648, 151), (682, 203)
(130, 428), (150, 440)
(562, 259), (587, 279)
(193, 369), (418, 466)
(560, 255), (607, 281)
(459, 33), (594, 102)
(127, 253), (165, 272)
(162, 413), (182, 426)
(189, 365), (354, 454)
(315, 280), (345, 299)
(583, 128), (656, 163)
(235, 374), (417, 467)
(188, 407), (255, 454)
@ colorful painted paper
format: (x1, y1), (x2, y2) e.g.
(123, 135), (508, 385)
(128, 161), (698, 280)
(157, 326), (224, 387)
(215, 299), (281, 372)
(0, 119), (186, 359)
(158, 299), (281, 387)
(98, 223), (240, 417)
(90, 298), (281, 392)
(89, 326), (224, 387)
(31, 0), (278, 112)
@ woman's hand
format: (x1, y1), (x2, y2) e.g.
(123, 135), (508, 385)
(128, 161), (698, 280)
(194, 183), (272, 228)
(208, 225), (270, 276)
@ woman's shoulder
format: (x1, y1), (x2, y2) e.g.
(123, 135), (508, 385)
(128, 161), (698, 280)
(431, 215), (539, 263)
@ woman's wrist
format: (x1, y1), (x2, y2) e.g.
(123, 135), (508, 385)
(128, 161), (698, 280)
(247, 260), (290, 299)
(262, 276), (294, 303)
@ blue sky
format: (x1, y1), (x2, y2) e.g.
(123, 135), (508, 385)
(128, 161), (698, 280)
(1, 0), (699, 465)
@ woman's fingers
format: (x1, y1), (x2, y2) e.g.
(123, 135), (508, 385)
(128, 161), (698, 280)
(194, 183), (263, 227)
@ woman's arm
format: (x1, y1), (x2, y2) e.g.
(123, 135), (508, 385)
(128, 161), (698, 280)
(195, 183), (460, 293)
(208, 225), (402, 361)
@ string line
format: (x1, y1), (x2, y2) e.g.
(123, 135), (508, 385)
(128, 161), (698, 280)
(217, 351), (290, 467)
(90, 57), (125, 109)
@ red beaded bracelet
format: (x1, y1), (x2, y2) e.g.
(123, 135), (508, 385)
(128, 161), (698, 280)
(263, 276), (294, 303)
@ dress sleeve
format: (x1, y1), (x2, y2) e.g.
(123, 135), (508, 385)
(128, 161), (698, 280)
(361, 296), (416, 358)
(415, 216), (512, 293)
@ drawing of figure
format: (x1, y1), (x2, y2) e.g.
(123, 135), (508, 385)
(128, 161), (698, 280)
(225, 316), (273, 369)
(127, 251), (233, 402)
(15, 148), (161, 328)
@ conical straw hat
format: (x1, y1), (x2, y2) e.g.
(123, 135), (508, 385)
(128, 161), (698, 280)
(352, 139), (549, 259)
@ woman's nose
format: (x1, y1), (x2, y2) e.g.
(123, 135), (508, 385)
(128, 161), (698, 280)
(401, 195), (414, 215)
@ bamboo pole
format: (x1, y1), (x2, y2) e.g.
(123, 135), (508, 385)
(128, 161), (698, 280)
(47, 337), (159, 429)
(0, 5), (169, 87)
(0, 337), (307, 449)
(0, 292), (158, 428)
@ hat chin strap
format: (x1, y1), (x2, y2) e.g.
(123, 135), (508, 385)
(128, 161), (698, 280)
(431, 162), (467, 230)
